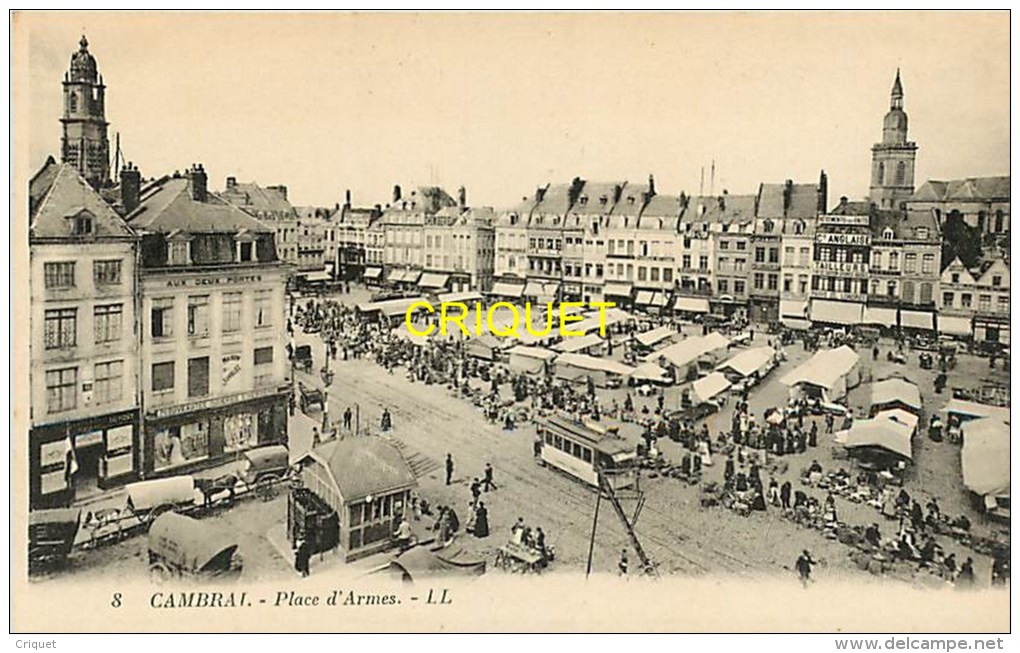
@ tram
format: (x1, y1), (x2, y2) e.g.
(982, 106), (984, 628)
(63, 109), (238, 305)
(536, 415), (640, 491)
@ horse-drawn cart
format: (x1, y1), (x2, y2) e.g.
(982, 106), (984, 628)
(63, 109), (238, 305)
(125, 477), (199, 524)
(293, 344), (314, 373)
(298, 382), (325, 414)
(239, 444), (292, 502)
(147, 512), (243, 582)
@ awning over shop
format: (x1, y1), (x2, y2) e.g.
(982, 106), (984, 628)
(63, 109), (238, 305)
(674, 296), (710, 313)
(491, 281), (525, 298)
(863, 306), (898, 327)
(635, 290), (666, 306)
(418, 272), (450, 290)
(402, 269), (421, 284)
(938, 315), (972, 336)
(693, 372), (732, 404)
(780, 299), (809, 319)
(900, 310), (934, 331)
(648, 291), (667, 307)
(300, 270), (332, 282)
(781, 317), (812, 330)
(363, 267), (382, 280)
(437, 291), (482, 304)
(604, 282), (633, 297)
(524, 280), (559, 298)
(811, 299), (864, 325)
(386, 269), (404, 283)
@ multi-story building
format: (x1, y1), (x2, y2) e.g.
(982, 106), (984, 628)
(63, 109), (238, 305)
(129, 165), (291, 479)
(702, 194), (756, 317)
(869, 70), (917, 210)
(29, 159), (140, 508)
(493, 189), (541, 300)
(381, 185), (457, 288)
(778, 214), (816, 328)
(810, 207), (872, 326)
(672, 194), (717, 315)
(295, 205), (339, 280)
(423, 193), (496, 293)
(563, 181), (620, 302)
(750, 175), (826, 323)
(937, 257), (1010, 343)
(524, 180), (583, 302)
(633, 186), (683, 314)
(336, 191), (381, 283)
(218, 178), (299, 266)
(601, 183), (645, 310)
(907, 176), (1010, 237)
(868, 208), (941, 330)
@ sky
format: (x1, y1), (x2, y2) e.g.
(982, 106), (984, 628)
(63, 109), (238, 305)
(18, 11), (1010, 210)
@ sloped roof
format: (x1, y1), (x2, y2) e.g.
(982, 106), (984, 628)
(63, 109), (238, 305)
(30, 162), (134, 239)
(305, 438), (417, 503)
(683, 194), (757, 225)
(555, 353), (634, 376)
(829, 199), (872, 216)
(780, 345), (860, 390)
(843, 414), (915, 460)
(218, 181), (295, 215)
(756, 183), (820, 219)
(571, 181), (625, 216)
(871, 377), (922, 411)
(693, 372), (731, 403)
(717, 346), (776, 378)
(130, 178), (274, 234)
(657, 332), (730, 369)
(912, 176), (1010, 202)
(532, 183), (576, 216)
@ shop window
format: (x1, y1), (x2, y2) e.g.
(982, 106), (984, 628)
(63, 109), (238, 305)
(153, 421), (209, 471)
(152, 361), (175, 393)
(224, 413), (256, 453)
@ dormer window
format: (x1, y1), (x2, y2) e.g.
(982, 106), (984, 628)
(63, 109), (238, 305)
(168, 240), (190, 266)
(75, 216), (93, 235)
(915, 227), (929, 240)
(579, 197), (588, 206)
(763, 219), (774, 233)
(793, 220), (804, 235)
(883, 227), (895, 240)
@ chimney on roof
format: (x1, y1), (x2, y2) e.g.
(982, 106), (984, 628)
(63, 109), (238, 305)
(226, 176), (237, 190)
(783, 179), (793, 216)
(393, 185), (402, 203)
(648, 174), (656, 197)
(120, 162), (141, 214)
(613, 184), (623, 204)
(679, 191), (689, 210)
(535, 186), (547, 202)
(458, 185), (467, 209)
(569, 177), (585, 206)
(189, 164), (208, 202)
(344, 189), (352, 209)
(839, 196), (848, 209)
(818, 170), (828, 215)
(718, 195), (726, 212)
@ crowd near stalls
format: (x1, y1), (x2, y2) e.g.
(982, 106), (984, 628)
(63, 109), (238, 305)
(287, 284), (1007, 585)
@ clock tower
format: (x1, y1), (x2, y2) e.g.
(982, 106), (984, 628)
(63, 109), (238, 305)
(869, 70), (917, 210)
(60, 35), (110, 189)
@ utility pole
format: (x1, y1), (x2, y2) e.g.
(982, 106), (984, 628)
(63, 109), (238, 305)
(585, 481), (602, 578)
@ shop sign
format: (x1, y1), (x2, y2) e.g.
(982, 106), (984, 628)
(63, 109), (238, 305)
(148, 385), (280, 420)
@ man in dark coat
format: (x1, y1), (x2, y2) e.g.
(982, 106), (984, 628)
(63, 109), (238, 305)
(780, 480), (792, 510)
(482, 462), (497, 491)
(445, 454), (454, 485)
(294, 538), (311, 578)
(796, 550), (815, 587)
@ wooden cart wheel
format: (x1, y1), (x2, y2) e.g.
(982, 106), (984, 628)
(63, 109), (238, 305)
(256, 475), (279, 502)
(149, 562), (173, 584)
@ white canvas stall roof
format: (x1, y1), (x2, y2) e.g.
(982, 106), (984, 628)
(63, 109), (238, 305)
(674, 296), (710, 313)
(811, 300), (864, 325)
(635, 325), (676, 348)
(490, 281), (525, 298)
(437, 291), (482, 304)
(780, 345), (860, 390)
(569, 314), (608, 336)
(693, 372), (731, 403)
(507, 345), (558, 361)
(363, 267), (382, 279)
(900, 310), (935, 330)
(717, 346), (776, 378)
(871, 378), (922, 411)
(961, 418), (1010, 497)
(554, 333), (603, 353)
(938, 315), (972, 336)
(843, 414), (915, 460)
(943, 399), (1011, 423)
(863, 306), (898, 327)
(418, 272), (450, 289)
(603, 281), (633, 297)
(658, 332), (731, 369)
(631, 361), (670, 383)
(874, 408), (919, 434)
(358, 296), (429, 318)
(602, 307), (632, 326)
(554, 353), (634, 376)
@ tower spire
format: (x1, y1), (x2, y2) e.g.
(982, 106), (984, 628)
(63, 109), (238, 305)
(891, 68), (903, 110)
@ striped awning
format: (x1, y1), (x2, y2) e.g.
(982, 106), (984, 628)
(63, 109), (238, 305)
(418, 272), (449, 289)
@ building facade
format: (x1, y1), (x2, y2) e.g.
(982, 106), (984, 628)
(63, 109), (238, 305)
(907, 176), (1010, 236)
(422, 201), (496, 293)
(218, 178), (300, 268)
(60, 36), (110, 190)
(130, 166), (291, 479)
(29, 160), (140, 508)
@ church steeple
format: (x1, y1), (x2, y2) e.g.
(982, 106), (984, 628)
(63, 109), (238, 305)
(60, 34), (110, 189)
(869, 70), (918, 210)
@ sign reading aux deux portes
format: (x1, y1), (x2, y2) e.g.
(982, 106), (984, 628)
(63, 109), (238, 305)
(815, 233), (871, 246)
(164, 274), (264, 288)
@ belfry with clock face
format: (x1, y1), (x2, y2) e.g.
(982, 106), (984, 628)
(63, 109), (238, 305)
(60, 35), (111, 189)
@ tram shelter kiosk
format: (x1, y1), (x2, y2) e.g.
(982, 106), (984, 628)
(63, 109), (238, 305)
(297, 439), (417, 562)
